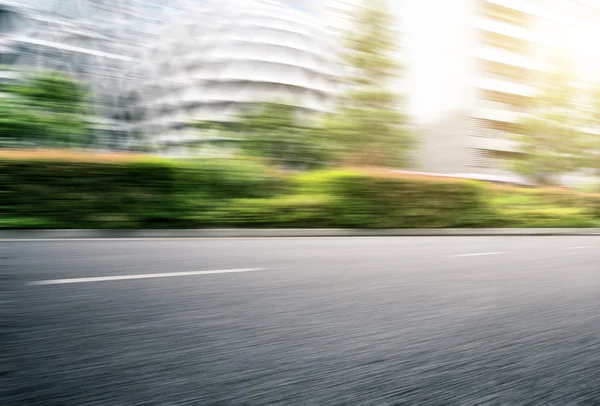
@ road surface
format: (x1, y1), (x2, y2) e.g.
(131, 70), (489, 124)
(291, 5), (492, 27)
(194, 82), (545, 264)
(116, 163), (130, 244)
(4, 236), (600, 405)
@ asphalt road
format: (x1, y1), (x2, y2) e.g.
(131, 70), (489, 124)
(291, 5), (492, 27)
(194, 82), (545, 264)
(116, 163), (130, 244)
(4, 236), (600, 405)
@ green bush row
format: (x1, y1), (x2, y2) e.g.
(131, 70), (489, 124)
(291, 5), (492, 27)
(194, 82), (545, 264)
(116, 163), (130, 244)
(1, 155), (280, 228)
(295, 169), (495, 228)
(486, 186), (600, 228)
(4, 153), (600, 229)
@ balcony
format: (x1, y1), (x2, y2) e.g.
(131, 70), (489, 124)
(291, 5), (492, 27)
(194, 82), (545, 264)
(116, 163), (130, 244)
(473, 17), (539, 43)
(472, 75), (533, 96)
(483, 0), (540, 16)
(473, 105), (524, 123)
(13, 36), (134, 61)
(467, 135), (520, 152)
(475, 46), (542, 71)
(475, 128), (516, 139)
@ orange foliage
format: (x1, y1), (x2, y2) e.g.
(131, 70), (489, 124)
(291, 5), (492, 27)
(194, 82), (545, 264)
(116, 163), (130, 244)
(0, 149), (153, 163)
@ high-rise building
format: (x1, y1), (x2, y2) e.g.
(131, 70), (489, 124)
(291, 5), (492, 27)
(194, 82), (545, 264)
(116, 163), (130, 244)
(413, 0), (600, 184)
(320, 0), (600, 184)
(0, 0), (198, 147)
(130, 0), (338, 153)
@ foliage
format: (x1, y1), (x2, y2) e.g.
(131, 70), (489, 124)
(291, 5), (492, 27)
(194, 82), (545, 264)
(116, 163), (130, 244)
(6, 73), (86, 113)
(0, 100), (52, 147)
(327, 0), (413, 167)
(0, 149), (151, 162)
(579, 69), (600, 177)
(295, 169), (494, 228)
(196, 103), (332, 169)
(6, 153), (600, 229)
(192, 195), (335, 227)
(495, 207), (597, 228)
(1, 153), (280, 229)
(0, 71), (90, 148)
(488, 185), (600, 222)
(511, 53), (584, 185)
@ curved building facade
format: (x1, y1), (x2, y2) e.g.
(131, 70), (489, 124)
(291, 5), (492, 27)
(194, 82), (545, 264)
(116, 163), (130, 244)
(130, 0), (338, 149)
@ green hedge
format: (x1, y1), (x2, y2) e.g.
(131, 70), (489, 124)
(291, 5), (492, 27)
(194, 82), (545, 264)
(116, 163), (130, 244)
(495, 207), (599, 228)
(197, 195), (336, 227)
(295, 169), (495, 228)
(5, 152), (600, 229)
(1, 154), (280, 228)
(487, 186), (600, 228)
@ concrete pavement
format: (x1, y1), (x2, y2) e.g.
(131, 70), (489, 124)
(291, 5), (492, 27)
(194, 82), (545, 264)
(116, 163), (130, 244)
(5, 236), (600, 404)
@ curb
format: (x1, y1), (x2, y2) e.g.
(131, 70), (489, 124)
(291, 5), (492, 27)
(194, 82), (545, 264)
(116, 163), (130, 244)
(2, 228), (600, 240)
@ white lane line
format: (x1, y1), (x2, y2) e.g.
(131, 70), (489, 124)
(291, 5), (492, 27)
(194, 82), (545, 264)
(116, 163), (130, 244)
(451, 252), (509, 258)
(563, 246), (593, 250)
(29, 268), (265, 286)
(2, 238), (275, 242)
(2, 237), (359, 242)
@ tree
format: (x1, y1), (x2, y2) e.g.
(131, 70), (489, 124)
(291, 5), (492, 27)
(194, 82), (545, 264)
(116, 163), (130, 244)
(0, 100), (52, 148)
(327, 0), (413, 167)
(0, 71), (90, 148)
(8, 73), (86, 114)
(195, 102), (331, 168)
(510, 52), (584, 185)
(579, 70), (600, 179)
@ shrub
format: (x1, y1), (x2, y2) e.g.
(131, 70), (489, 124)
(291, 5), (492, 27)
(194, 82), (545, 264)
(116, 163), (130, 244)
(488, 185), (600, 227)
(1, 152), (280, 228)
(495, 207), (599, 228)
(490, 186), (600, 211)
(183, 195), (335, 228)
(295, 169), (495, 228)
(5, 151), (600, 230)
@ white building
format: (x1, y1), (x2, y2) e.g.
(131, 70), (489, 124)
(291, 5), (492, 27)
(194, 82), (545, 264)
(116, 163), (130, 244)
(131, 0), (338, 152)
(321, 0), (600, 185)
(0, 0), (199, 147)
(412, 0), (600, 185)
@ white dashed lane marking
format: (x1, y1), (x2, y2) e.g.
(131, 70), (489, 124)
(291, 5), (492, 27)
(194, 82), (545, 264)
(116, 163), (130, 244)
(450, 252), (510, 258)
(29, 268), (265, 286)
